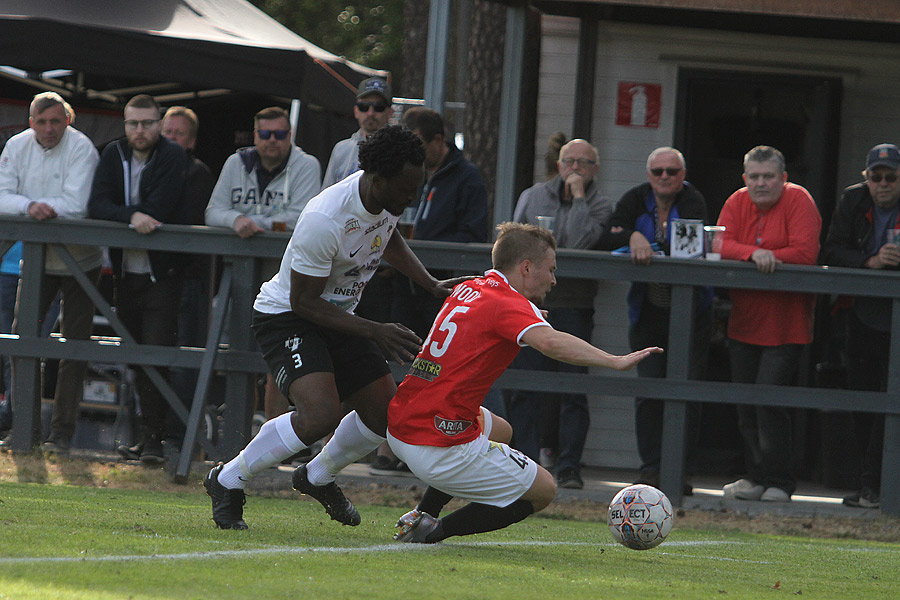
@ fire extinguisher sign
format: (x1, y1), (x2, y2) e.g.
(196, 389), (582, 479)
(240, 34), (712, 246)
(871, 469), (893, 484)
(616, 82), (661, 129)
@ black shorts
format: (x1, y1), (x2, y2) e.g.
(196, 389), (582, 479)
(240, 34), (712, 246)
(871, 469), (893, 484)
(251, 310), (390, 401)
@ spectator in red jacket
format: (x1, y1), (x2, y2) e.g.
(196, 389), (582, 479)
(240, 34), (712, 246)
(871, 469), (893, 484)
(717, 145), (821, 503)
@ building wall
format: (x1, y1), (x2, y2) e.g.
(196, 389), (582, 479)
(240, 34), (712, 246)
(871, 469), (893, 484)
(535, 14), (900, 470)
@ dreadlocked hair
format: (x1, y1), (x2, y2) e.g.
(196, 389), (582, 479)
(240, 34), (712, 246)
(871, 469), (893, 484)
(358, 125), (425, 179)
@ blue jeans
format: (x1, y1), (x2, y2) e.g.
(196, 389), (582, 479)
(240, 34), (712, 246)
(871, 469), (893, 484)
(507, 307), (592, 473)
(728, 339), (802, 495)
(629, 302), (710, 475)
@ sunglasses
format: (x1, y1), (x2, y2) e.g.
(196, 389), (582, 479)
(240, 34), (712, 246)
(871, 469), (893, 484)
(649, 167), (683, 177)
(256, 129), (290, 141)
(868, 171), (899, 183)
(356, 101), (388, 113)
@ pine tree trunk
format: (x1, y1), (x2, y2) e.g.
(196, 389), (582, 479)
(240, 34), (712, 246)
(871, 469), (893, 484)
(400, 0), (429, 98)
(464, 0), (506, 220)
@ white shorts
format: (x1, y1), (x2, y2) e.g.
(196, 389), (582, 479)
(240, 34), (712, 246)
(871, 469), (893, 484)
(387, 418), (537, 508)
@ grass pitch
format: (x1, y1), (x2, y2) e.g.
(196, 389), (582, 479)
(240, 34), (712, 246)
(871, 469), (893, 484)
(1, 481), (898, 599)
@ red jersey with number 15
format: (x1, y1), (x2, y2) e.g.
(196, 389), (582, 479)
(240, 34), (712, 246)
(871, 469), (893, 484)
(387, 269), (550, 447)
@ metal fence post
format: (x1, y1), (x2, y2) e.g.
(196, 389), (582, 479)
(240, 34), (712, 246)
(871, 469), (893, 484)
(881, 298), (900, 515)
(218, 256), (258, 461)
(658, 283), (694, 506)
(10, 242), (45, 452)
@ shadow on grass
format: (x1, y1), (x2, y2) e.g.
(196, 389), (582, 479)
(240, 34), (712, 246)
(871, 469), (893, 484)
(11, 449), (49, 483)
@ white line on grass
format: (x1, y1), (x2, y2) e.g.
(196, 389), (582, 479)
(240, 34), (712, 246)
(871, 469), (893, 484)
(658, 553), (772, 564)
(0, 540), (740, 565)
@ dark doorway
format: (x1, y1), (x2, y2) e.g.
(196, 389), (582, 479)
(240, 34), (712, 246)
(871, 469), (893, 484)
(674, 68), (842, 229)
(673, 69), (843, 480)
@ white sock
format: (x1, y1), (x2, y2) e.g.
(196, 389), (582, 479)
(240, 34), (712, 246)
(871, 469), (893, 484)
(217, 412), (306, 489)
(305, 411), (384, 486)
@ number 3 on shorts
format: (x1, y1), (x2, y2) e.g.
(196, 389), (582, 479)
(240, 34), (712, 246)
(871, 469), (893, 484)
(292, 353), (302, 368)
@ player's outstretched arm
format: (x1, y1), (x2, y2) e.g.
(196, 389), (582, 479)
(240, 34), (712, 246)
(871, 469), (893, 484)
(521, 325), (663, 371)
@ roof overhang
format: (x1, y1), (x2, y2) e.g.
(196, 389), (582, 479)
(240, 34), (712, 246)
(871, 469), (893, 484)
(531, 0), (900, 43)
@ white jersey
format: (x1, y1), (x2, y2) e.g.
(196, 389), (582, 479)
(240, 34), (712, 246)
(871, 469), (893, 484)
(254, 170), (398, 315)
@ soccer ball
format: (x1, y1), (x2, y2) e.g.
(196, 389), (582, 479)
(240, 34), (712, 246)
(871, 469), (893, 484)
(607, 484), (673, 550)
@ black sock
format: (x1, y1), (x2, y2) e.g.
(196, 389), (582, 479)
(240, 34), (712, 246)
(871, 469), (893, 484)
(418, 486), (453, 518)
(428, 499), (534, 542)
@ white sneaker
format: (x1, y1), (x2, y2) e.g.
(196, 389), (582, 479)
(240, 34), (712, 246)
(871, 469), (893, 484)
(393, 510), (440, 543)
(760, 487), (791, 502)
(723, 478), (765, 500)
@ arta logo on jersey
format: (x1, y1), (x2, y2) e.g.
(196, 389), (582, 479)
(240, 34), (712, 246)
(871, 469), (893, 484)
(434, 415), (473, 437)
(369, 235), (382, 254)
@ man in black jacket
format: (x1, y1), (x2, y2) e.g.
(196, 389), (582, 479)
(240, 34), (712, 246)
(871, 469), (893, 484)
(821, 143), (900, 509)
(367, 106), (489, 473)
(89, 94), (190, 464)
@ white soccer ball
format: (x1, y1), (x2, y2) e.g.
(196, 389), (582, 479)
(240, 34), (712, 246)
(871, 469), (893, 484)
(607, 484), (674, 550)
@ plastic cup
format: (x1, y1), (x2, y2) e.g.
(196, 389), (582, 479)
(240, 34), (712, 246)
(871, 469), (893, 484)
(536, 215), (555, 233)
(704, 225), (725, 260)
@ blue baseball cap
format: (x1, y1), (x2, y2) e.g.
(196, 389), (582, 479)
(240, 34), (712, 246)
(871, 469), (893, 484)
(356, 77), (391, 103)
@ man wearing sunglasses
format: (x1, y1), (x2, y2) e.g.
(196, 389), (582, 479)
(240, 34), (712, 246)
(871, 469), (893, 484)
(322, 77), (393, 190)
(821, 142), (900, 510)
(206, 106), (320, 239)
(600, 146), (712, 495)
(509, 139), (611, 490)
(206, 106), (321, 420)
(89, 94), (191, 464)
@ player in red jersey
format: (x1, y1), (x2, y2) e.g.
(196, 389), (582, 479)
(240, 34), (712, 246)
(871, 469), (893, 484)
(387, 222), (662, 542)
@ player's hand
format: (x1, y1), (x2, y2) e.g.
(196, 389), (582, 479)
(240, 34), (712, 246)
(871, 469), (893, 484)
(750, 248), (781, 273)
(372, 322), (422, 365)
(629, 231), (654, 265)
(431, 275), (477, 298)
(130, 211), (161, 234)
(613, 346), (664, 371)
(233, 215), (265, 239)
(869, 243), (900, 269)
(26, 201), (57, 221)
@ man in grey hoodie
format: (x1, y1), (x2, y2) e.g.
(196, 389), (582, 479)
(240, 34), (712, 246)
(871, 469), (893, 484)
(205, 106), (320, 238)
(205, 106), (321, 420)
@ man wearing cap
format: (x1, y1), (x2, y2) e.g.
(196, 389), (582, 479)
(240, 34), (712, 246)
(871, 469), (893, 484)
(820, 142), (900, 510)
(322, 77), (393, 189)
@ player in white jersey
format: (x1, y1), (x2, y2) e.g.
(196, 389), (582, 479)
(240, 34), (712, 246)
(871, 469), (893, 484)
(204, 126), (467, 529)
(387, 222), (663, 543)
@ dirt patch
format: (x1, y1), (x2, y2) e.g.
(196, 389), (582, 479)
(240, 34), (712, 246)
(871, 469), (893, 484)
(3, 452), (898, 543)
